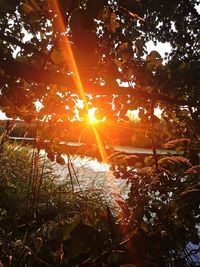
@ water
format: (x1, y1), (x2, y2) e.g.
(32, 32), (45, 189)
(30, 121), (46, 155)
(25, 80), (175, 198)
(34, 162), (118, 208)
(10, 137), (174, 155)
(11, 137), (173, 203)
(47, 153), (129, 207)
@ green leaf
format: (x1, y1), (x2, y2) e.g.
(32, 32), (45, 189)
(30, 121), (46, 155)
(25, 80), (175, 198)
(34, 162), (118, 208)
(48, 214), (81, 241)
(0, 208), (6, 221)
(62, 214), (81, 241)
(144, 155), (153, 165)
(135, 161), (142, 168)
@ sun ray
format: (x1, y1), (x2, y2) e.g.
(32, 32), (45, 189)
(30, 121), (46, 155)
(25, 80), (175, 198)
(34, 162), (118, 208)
(49, 0), (127, 193)
(48, 0), (88, 110)
(48, 1), (130, 233)
(92, 125), (108, 163)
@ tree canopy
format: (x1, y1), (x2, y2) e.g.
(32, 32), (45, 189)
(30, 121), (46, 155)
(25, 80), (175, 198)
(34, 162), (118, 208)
(0, 0), (199, 120)
(0, 0), (200, 266)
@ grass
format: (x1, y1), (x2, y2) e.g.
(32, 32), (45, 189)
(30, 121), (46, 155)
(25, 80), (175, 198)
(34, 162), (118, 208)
(0, 142), (122, 266)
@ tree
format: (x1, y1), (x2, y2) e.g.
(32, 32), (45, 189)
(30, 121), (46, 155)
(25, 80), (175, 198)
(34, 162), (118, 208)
(0, 0), (200, 266)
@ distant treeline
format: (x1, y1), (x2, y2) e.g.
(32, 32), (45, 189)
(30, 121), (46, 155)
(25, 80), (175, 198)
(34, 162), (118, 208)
(0, 119), (165, 148)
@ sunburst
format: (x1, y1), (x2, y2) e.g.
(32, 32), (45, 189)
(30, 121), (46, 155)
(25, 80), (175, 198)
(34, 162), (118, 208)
(88, 108), (97, 124)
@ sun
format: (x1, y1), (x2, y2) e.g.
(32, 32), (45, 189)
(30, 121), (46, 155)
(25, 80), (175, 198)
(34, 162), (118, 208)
(88, 108), (97, 124)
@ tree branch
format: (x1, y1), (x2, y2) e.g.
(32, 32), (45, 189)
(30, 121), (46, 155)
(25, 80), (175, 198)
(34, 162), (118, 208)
(0, 57), (198, 107)
(0, 58), (74, 87)
(0, 32), (46, 57)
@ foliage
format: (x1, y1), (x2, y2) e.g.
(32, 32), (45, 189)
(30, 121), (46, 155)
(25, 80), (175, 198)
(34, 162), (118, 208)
(109, 143), (200, 265)
(0, 0), (199, 123)
(0, 0), (200, 266)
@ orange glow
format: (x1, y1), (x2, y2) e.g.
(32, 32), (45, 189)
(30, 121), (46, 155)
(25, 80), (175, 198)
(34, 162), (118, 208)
(92, 125), (108, 163)
(48, 0), (108, 164)
(48, 1), (129, 227)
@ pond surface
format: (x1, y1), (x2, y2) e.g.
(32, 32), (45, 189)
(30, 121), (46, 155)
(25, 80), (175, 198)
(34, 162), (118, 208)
(51, 154), (129, 207)
(12, 137), (174, 205)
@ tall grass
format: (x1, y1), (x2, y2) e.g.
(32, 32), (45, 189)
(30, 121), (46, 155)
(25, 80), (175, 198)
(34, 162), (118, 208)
(0, 142), (121, 266)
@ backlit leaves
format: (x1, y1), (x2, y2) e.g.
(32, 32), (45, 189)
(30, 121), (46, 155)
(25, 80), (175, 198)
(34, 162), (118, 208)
(118, 42), (132, 63)
(164, 138), (191, 149)
(102, 7), (120, 33)
(158, 156), (192, 168)
(20, 0), (41, 24)
(50, 48), (65, 66)
(146, 50), (163, 70)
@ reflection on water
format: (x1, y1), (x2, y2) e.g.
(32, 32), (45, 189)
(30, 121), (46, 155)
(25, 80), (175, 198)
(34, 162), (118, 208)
(48, 153), (129, 205)
(115, 145), (174, 155)
(69, 155), (110, 172)
(38, 144), (174, 204)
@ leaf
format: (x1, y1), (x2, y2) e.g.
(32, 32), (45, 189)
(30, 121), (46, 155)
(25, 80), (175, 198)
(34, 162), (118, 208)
(48, 224), (63, 242)
(102, 6), (110, 20)
(26, 11), (41, 24)
(48, 214), (81, 241)
(118, 0), (144, 21)
(140, 222), (148, 233)
(135, 161), (142, 168)
(30, 0), (40, 11)
(62, 214), (81, 241)
(135, 39), (144, 54)
(146, 50), (162, 69)
(47, 152), (55, 161)
(56, 154), (65, 165)
(185, 165), (200, 174)
(110, 12), (120, 32)
(109, 152), (138, 166)
(158, 156), (192, 168)
(68, 237), (90, 258)
(144, 155), (153, 165)
(50, 48), (65, 65)
(0, 208), (6, 221)
(20, 2), (35, 15)
(119, 42), (131, 62)
(102, 7), (120, 33)
(20, 1), (41, 24)
(164, 138), (191, 149)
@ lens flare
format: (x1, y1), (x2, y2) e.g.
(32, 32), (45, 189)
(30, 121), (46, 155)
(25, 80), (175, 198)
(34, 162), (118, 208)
(48, 2), (130, 238)
(48, 0), (125, 195)
(48, 0), (88, 109)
